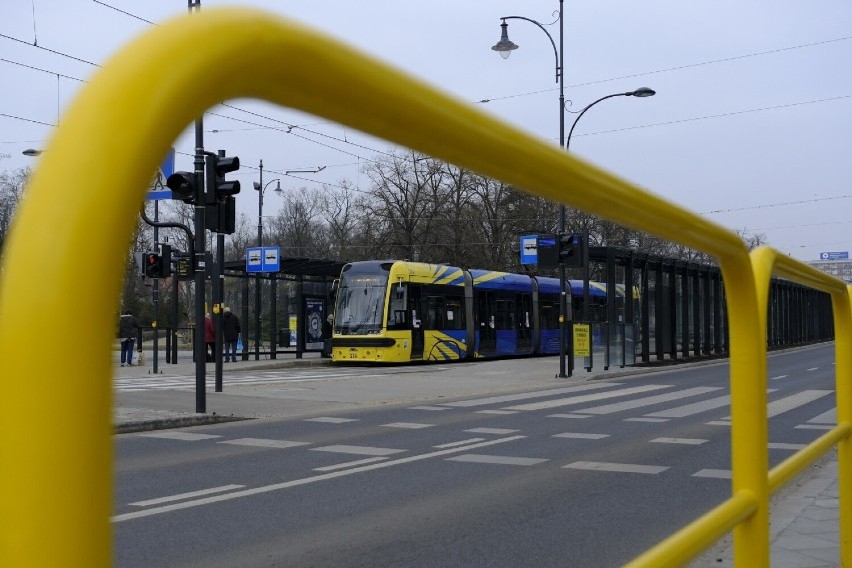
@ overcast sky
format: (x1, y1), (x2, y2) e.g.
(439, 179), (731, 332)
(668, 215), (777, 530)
(3, 1), (851, 262)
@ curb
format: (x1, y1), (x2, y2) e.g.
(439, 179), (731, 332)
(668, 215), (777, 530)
(114, 414), (251, 434)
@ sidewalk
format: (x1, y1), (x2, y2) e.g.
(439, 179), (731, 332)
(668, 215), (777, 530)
(112, 352), (842, 567)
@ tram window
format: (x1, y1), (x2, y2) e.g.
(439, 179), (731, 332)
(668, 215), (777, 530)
(540, 300), (558, 329)
(387, 283), (408, 330)
(495, 297), (516, 330)
(426, 295), (464, 330)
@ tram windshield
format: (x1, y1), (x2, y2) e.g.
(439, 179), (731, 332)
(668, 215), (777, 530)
(334, 264), (389, 335)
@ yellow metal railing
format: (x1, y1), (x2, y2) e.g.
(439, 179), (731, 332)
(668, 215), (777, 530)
(0, 7), (847, 567)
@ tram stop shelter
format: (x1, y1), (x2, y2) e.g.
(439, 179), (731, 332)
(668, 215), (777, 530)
(221, 255), (346, 360)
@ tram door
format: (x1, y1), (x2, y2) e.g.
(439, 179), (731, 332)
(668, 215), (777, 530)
(517, 294), (532, 352)
(477, 292), (496, 354)
(410, 286), (424, 359)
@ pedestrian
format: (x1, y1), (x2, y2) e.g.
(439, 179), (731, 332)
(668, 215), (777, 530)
(322, 313), (334, 358)
(118, 309), (138, 367)
(222, 306), (241, 362)
(204, 313), (215, 362)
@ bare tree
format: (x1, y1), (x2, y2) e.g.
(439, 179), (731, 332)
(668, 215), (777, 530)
(0, 167), (30, 256)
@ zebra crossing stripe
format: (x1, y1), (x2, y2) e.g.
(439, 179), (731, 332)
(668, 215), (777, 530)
(562, 461), (668, 474)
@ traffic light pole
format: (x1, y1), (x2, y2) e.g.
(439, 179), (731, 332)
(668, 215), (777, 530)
(193, 123), (207, 414)
(152, 204), (159, 375)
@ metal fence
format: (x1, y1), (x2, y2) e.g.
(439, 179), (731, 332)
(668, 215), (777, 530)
(0, 7), (847, 567)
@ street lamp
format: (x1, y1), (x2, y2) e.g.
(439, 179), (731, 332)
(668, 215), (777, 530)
(491, 3), (569, 376)
(566, 88), (656, 151)
(251, 159), (282, 361)
(566, 87), (655, 336)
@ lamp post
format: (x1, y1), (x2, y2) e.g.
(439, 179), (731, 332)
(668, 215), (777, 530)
(252, 160), (281, 360)
(565, 88), (655, 344)
(491, 3), (570, 376)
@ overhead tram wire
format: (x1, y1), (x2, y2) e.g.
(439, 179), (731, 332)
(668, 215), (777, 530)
(702, 193), (852, 215)
(4, 20), (852, 157)
(476, 34), (852, 104)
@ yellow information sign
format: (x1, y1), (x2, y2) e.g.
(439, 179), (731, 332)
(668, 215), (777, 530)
(573, 323), (591, 356)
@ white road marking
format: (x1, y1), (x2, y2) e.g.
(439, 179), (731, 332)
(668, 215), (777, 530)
(465, 428), (520, 435)
(562, 461), (669, 474)
(553, 432), (609, 440)
(129, 484), (245, 507)
(693, 469), (731, 479)
(795, 424), (833, 430)
(408, 406), (451, 411)
(313, 457), (388, 472)
(643, 390), (776, 419)
(769, 375), (788, 381)
(645, 394), (731, 418)
(768, 443), (807, 450)
(715, 390), (834, 421)
(572, 387), (722, 415)
(305, 417), (359, 423)
(763, 390), (832, 418)
(138, 432), (222, 441)
(547, 414), (592, 419)
(624, 417), (669, 423)
(433, 438), (486, 449)
(382, 422), (435, 429)
(807, 408), (836, 424)
(439, 382), (622, 408)
(475, 410), (518, 415)
(311, 445), (406, 456)
(446, 454), (548, 466)
(806, 367), (819, 372)
(504, 384), (672, 411)
(112, 435), (526, 522)
(218, 438), (309, 449)
(706, 421), (731, 426)
(650, 437), (708, 445)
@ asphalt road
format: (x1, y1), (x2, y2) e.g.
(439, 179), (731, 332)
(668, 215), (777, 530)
(112, 345), (837, 567)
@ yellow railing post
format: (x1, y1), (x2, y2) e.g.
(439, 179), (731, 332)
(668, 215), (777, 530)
(841, 286), (852, 567)
(751, 247), (852, 566)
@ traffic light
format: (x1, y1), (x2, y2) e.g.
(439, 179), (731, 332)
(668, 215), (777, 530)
(159, 244), (172, 278)
(144, 252), (161, 278)
(204, 151), (240, 234)
(559, 233), (585, 267)
(165, 171), (198, 204)
(205, 152), (240, 205)
(142, 246), (172, 278)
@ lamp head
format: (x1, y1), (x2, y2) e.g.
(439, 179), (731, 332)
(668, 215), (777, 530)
(253, 181), (261, 190)
(274, 180), (282, 193)
(630, 87), (656, 98)
(491, 21), (518, 59)
(22, 149), (43, 156)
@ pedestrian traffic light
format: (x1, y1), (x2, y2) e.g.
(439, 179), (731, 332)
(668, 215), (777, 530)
(559, 233), (585, 267)
(142, 246), (172, 278)
(165, 171), (198, 204)
(144, 252), (161, 278)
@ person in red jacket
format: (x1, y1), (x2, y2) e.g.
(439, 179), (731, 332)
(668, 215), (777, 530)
(204, 313), (215, 362)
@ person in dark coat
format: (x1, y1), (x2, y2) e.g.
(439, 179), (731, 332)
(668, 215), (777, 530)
(322, 313), (333, 358)
(204, 313), (215, 362)
(117, 310), (138, 367)
(222, 307), (241, 362)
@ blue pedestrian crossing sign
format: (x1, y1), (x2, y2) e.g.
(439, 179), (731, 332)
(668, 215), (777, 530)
(146, 147), (176, 200)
